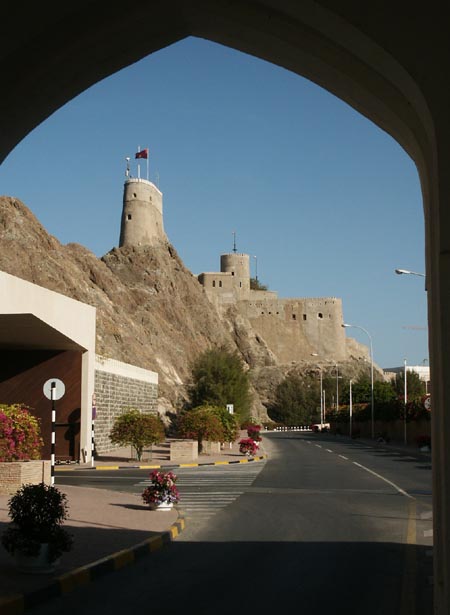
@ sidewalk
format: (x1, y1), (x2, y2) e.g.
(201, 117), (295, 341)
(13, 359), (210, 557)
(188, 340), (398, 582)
(0, 434), (266, 613)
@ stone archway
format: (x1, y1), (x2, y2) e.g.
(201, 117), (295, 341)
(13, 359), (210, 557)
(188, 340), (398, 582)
(1, 2), (449, 611)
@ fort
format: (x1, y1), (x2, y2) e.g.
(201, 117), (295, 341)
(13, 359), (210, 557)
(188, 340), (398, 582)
(119, 174), (367, 365)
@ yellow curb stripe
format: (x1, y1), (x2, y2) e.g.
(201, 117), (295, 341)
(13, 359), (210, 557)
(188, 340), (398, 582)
(58, 567), (91, 593)
(170, 525), (179, 539)
(94, 466), (120, 470)
(113, 549), (135, 569)
(137, 465), (162, 469)
(0, 594), (24, 615)
(213, 461), (229, 465)
(179, 463), (199, 467)
(148, 535), (164, 551)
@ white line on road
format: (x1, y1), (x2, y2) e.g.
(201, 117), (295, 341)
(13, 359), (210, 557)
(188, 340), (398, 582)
(339, 455), (349, 460)
(421, 510), (433, 520)
(352, 461), (414, 499)
(326, 449), (333, 453)
(315, 444), (322, 448)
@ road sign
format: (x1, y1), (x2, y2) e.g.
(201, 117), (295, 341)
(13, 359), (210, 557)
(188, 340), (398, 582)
(43, 378), (65, 401)
(226, 404), (234, 414)
(424, 395), (431, 411)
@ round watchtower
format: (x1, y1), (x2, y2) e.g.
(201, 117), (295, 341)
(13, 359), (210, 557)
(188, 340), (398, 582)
(220, 253), (250, 293)
(119, 178), (166, 247)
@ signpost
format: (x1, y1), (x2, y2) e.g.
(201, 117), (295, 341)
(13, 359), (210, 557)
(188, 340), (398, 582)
(43, 378), (65, 485)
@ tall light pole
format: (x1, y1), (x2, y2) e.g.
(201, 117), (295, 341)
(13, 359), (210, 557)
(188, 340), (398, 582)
(404, 358), (408, 445)
(342, 323), (374, 439)
(394, 268), (425, 277)
(253, 255), (258, 281)
(311, 354), (323, 427)
(335, 363), (339, 412)
(349, 379), (353, 438)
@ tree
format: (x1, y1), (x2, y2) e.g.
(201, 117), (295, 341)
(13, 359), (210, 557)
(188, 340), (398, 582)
(189, 346), (251, 421)
(250, 278), (268, 291)
(269, 373), (319, 425)
(392, 370), (425, 401)
(176, 406), (225, 453)
(109, 409), (165, 461)
(208, 406), (240, 443)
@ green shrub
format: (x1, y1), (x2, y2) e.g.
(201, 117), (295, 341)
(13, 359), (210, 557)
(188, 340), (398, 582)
(0, 404), (43, 462)
(176, 406), (225, 453)
(110, 409), (165, 461)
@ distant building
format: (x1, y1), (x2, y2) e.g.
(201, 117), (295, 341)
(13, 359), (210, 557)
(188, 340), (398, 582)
(384, 364), (430, 386)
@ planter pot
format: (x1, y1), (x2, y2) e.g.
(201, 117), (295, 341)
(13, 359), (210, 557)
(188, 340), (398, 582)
(148, 501), (173, 511)
(15, 543), (60, 574)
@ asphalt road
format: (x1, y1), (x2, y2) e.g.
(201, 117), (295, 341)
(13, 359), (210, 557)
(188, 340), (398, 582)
(42, 432), (433, 615)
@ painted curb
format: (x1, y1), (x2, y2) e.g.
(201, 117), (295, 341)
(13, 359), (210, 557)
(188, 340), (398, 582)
(55, 454), (268, 472)
(0, 517), (185, 615)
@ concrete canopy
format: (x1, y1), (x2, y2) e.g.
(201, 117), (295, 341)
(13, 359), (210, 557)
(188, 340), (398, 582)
(0, 314), (86, 351)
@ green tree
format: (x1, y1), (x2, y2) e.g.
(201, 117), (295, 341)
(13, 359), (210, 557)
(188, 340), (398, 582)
(110, 409), (165, 461)
(392, 370), (425, 401)
(250, 278), (268, 291)
(189, 346), (251, 421)
(269, 373), (319, 425)
(208, 406), (240, 443)
(176, 405), (225, 453)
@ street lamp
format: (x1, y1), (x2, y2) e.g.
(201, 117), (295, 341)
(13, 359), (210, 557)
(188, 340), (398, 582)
(394, 268), (425, 277)
(311, 353), (323, 427)
(342, 323), (375, 439)
(253, 255), (258, 281)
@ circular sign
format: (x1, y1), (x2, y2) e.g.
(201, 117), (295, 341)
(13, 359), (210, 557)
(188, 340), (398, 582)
(424, 395), (431, 411)
(43, 378), (65, 401)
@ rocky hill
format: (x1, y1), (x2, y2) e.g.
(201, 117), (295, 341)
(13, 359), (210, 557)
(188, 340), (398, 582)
(0, 196), (277, 416)
(0, 196), (377, 419)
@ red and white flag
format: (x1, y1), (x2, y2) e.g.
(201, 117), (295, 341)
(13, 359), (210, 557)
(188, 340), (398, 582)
(135, 148), (149, 159)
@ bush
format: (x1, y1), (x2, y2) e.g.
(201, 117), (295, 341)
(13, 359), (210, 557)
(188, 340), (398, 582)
(239, 438), (259, 456)
(247, 424), (262, 442)
(0, 404), (43, 462)
(208, 406), (240, 443)
(176, 406), (225, 453)
(189, 347), (251, 422)
(110, 409), (165, 461)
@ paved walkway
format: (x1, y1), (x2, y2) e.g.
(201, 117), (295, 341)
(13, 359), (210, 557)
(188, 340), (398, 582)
(0, 434), (266, 614)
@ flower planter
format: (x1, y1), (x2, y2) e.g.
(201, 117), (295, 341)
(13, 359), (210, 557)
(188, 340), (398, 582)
(14, 543), (60, 574)
(148, 501), (174, 511)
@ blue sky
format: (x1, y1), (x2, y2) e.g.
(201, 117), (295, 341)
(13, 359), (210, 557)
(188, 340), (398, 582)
(0, 37), (427, 369)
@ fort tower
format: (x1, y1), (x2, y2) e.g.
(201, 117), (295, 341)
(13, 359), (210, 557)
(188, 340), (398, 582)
(119, 178), (166, 247)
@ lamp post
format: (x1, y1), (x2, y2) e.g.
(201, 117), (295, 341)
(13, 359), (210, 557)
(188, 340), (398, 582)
(404, 358), (408, 445)
(342, 323), (375, 439)
(311, 354), (323, 427)
(253, 255), (258, 282)
(394, 268), (425, 277)
(349, 379), (353, 438)
(335, 363), (339, 412)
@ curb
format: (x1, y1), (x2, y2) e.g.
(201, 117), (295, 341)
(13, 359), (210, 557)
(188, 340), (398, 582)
(55, 454), (268, 472)
(0, 516), (186, 615)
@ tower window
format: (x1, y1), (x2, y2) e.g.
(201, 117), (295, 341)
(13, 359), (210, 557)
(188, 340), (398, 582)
(231, 272), (235, 276)
(239, 282), (242, 287)
(292, 314), (296, 320)
(219, 281), (222, 287)
(212, 281), (216, 288)
(133, 193), (137, 198)
(303, 314), (307, 321)
(127, 214), (132, 220)
(318, 313), (323, 319)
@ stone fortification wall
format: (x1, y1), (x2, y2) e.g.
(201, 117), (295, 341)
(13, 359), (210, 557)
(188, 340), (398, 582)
(94, 356), (158, 454)
(119, 178), (165, 247)
(239, 296), (347, 363)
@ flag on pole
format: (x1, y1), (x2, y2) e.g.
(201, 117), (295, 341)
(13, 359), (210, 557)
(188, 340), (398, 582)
(135, 148), (149, 159)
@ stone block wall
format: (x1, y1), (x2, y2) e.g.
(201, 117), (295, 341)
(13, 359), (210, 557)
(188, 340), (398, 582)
(94, 356), (158, 455)
(0, 460), (51, 494)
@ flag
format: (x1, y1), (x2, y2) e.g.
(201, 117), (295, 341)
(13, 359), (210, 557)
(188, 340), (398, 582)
(135, 149), (149, 159)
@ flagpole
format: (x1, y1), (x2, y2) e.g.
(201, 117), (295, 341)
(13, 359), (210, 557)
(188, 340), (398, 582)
(137, 145), (141, 179)
(147, 152), (149, 181)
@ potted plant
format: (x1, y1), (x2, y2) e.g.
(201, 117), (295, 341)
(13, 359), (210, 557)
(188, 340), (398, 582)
(142, 470), (180, 511)
(239, 437), (259, 456)
(1, 482), (73, 573)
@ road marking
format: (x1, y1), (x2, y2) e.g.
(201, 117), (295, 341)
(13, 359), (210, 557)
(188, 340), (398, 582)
(424, 529), (433, 537)
(339, 455), (349, 460)
(315, 444), (322, 448)
(352, 461), (413, 499)
(325, 449), (333, 453)
(421, 510), (433, 520)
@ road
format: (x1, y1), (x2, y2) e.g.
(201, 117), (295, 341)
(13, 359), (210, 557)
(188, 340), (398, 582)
(39, 431), (433, 615)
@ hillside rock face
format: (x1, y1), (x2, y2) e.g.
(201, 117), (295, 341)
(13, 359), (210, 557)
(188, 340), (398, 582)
(0, 196), (272, 415)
